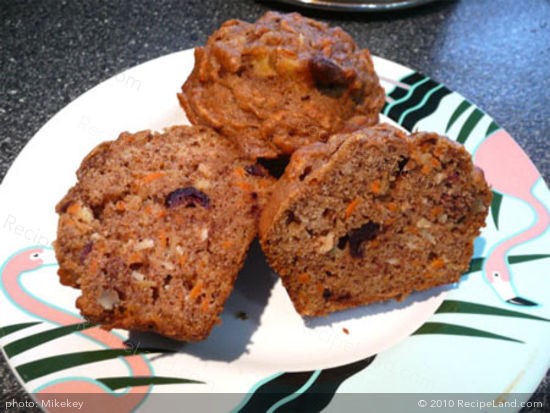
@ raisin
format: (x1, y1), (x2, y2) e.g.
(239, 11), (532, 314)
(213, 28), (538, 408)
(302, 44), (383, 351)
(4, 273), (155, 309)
(151, 287), (159, 302)
(165, 187), (210, 209)
(348, 221), (381, 258)
(79, 241), (93, 264)
(129, 263), (142, 271)
(337, 235), (348, 249)
(244, 164), (266, 177)
(299, 166), (312, 181)
(322, 288), (332, 299)
(309, 55), (352, 90)
(91, 205), (103, 219)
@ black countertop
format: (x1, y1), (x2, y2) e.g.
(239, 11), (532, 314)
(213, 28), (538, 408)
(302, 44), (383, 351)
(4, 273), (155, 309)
(1, 0), (548, 411)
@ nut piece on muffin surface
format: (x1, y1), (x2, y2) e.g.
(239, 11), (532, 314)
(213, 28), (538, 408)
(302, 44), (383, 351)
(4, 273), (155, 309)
(54, 125), (274, 341)
(259, 124), (492, 316)
(179, 11), (385, 159)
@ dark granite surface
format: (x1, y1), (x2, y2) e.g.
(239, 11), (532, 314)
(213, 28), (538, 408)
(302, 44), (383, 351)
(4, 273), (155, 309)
(1, 0), (548, 411)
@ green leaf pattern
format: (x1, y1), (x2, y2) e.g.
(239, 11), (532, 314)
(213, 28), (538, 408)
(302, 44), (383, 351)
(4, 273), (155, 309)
(0, 321), (202, 391)
(491, 191), (503, 229)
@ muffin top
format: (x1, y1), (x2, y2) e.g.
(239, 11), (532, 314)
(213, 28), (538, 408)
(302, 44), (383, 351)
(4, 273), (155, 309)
(179, 11), (385, 159)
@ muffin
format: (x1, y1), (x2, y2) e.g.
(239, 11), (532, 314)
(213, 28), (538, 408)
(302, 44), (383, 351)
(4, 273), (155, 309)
(259, 124), (491, 316)
(179, 11), (385, 159)
(54, 126), (274, 340)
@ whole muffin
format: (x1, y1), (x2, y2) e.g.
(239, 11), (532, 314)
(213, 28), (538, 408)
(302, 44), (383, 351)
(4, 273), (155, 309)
(259, 124), (491, 316)
(179, 12), (385, 159)
(54, 126), (274, 340)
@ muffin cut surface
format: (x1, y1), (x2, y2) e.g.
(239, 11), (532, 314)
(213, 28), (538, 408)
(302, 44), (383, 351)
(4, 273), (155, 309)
(54, 125), (274, 340)
(259, 124), (491, 316)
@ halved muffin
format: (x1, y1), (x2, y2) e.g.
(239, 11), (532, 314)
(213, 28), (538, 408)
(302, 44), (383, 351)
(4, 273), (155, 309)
(55, 126), (274, 340)
(259, 124), (491, 316)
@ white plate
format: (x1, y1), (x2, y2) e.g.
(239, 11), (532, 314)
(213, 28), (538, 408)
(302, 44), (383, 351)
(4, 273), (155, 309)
(1, 49), (549, 412)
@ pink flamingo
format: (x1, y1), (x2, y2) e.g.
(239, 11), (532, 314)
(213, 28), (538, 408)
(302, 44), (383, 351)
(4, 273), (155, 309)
(378, 75), (411, 104)
(474, 129), (550, 306)
(1, 246), (152, 413)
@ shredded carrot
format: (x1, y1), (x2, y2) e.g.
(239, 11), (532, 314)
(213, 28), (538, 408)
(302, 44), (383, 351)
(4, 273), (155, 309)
(370, 180), (381, 194)
(236, 181), (253, 191)
(67, 203), (81, 215)
(178, 254), (188, 267)
(430, 257), (445, 270)
(197, 260), (206, 272)
(127, 252), (143, 264)
(158, 230), (168, 248)
(234, 167), (245, 178)
(430, 206), (444, 218)
(344, 198), (360, 219)
(431, 157), (441, 168)
(89, 259), (99, 274)
(221, 240), (234, 250)
(369, 239), (381, 248)
(259, 179), (272, 188)
(144, 204), (165, 218)
(200, 299), (210, 313)
(297, 272), (311, 283)
(115, 201), (126, 211)
(141, 172), (166, 184)
(386, 202), (398, 212)
(421, 163), (432, 175)
(189, 281), (203, 300)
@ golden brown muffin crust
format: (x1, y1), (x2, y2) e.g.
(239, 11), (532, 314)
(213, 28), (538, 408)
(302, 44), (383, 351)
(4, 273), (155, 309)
(179, 11), (385, 159)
